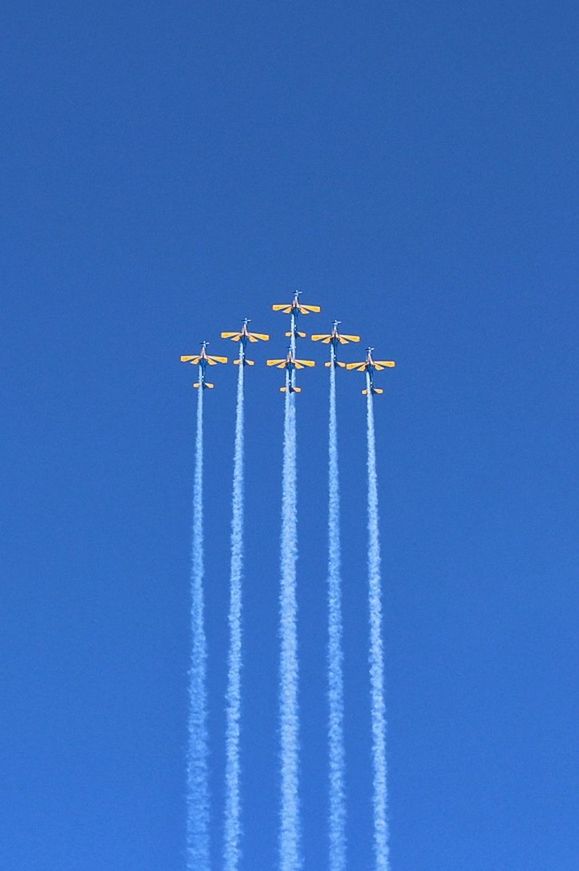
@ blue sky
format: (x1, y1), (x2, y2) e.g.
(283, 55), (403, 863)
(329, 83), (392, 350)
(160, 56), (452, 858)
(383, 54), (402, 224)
(2, 1), (578, 869)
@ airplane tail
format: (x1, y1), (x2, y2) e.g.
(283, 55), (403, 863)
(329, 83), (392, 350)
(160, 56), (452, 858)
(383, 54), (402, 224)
(285, 330), (307, 339)
(233, 358), (255, 366)
(363, 387), (383, 395)
(280, 385), (302, 394)
(324, 360), (346, 368)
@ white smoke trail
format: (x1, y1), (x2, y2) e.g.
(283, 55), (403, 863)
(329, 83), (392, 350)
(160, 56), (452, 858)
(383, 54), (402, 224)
(279, 368), (301, 871)
(328, 360), (346, 871)
(366, 373), (390, 871)
(187, 382), (210, 870)
(223, 351), (245, 871)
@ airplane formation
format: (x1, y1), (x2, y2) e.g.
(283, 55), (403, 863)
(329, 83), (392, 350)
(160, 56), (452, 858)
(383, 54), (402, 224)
(180, 291), (396, 395)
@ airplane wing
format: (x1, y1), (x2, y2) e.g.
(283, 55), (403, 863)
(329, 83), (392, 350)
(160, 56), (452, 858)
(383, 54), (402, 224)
(206, 355), (229, 365)
(373, 360), (396, 370)
(295, 359), (316, 368)
(338, 334), (361, 343)
(266, 359), (287, 368)
(220, 331), (241, 340)
(180, 355), (201, 364)
(345, 361), (366, 371)
(248, 332), (270, 342)
(310, 334), (332, 343)
(272, 304), (292, 313)
(298, 304), (321, 314)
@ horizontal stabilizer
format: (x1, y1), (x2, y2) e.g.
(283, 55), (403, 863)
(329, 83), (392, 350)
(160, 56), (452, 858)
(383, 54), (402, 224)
(234, 358), (255, 366)
(205, 382), (215, 389)
(325, 360), (346, 368)
(285, 330), (307, 338)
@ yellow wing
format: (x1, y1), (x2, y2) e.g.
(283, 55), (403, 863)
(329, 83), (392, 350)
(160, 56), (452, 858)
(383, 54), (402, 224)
(220, 331), (242, 341)
(373, 360), (396, 370)
(294, 359), (316, 368)
(310, 334), (332, 343)
(248, 332), (270, 342)
(298, 304), (321, 314)
(206, 355), (228, 365)
(266, 359), (287, 368)
(346, 361), (367, 371)
(338, 334), (361, 344)
(272, 304), (292, 313)
(180, 355), (201, 364)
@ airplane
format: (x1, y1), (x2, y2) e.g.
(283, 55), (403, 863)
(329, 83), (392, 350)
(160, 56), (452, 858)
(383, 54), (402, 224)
(266, 348), (316, 393)
(220, 318), (270, 365)
(311, 320), (361, 367)
(345, 347), (396, 395)
(180, 341), (228, 389)
(272, 291), (321, 338)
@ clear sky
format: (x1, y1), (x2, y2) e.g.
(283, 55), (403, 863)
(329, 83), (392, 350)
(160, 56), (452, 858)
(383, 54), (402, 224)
(3, 1), (578, 869)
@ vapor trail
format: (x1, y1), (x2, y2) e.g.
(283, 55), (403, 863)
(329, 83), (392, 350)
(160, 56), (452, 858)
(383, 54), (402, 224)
(279, 369), (301, 871)
(187, 382), (210, 870)
(328, 360), (346, 870)
(366, 373), (390, 871)
(223, 351), (245, 871)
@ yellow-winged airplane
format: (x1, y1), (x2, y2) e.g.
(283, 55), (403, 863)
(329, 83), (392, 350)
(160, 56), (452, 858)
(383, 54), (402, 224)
(180, 341), (228, 389)
(311, 320), (361, 367)
(266, 348), (316, 393)
(220, 318), (270, 366)
(272, 290), (321, 339)
(346, 347), (396, 395)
